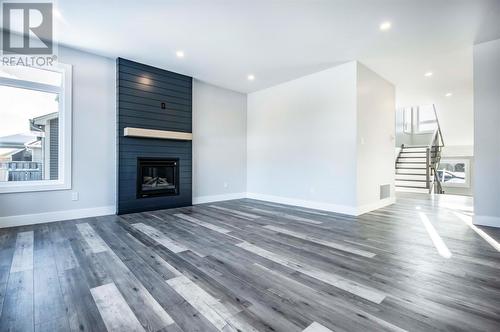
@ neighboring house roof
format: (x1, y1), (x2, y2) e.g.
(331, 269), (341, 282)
(0, 148), (23, 158)
(32, 112), (58, 125)
(0, 133), (39, 149)
(25, 140), (41, 149)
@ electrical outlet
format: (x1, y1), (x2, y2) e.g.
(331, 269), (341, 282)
(71, 192), (79, 201)
(223, 182), (228, 188)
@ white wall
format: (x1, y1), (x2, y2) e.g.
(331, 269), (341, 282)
(0, 46), (116, 227)
(192, 80), (247, 203)
(247, 62), (395, 215)
(394, 47), (474, 152)
(473, 38), (500, 227)
(247, 62), (359, 214)
(356, 63), (396, 211)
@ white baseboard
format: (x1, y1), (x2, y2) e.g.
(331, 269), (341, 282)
(193, 192), (247, 205)
(246, 192), (358, 216)
(357, 197), (396, 215)
(246, 193), (395, 216)
(474, 215), (500, 228)
(0, 205), (116, 229)
(0, 193), (396, 229)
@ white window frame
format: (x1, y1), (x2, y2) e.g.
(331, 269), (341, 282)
(0, 63), (72, 193)
(438, 158), (471, 188)
(402, 107), (413, 134)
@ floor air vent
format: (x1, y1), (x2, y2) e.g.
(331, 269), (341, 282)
(380, 184), (391, 199)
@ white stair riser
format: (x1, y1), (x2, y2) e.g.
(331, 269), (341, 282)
(397, 158), (427, 163)
(396, 168), (427, 175)
(396, 174), (428, 181)
(399, 151), (426, 157)
(395, 180), (428, 188)
(401, 147), (427, 152)
(395, 187), (430, 193)
(396, 163), (427, 169)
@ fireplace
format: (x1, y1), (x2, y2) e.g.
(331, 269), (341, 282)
(137, 158), (179, 198)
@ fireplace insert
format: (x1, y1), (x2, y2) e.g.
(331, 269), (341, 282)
(137, 158), (179, 198)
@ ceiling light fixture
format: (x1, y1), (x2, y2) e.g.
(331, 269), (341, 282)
(247, 74), (255, 81)
(445, 92), (453, 97)
(379, 21), (391, 31)
(424, 72), (433, 77)
(176, 50), (185, 58)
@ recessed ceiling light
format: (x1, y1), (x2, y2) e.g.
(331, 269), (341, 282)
(445, 92), (453, 97)
(247, 74), (255, 81)
(424, 72), (433, 77)
(379, 21), (391, 31)
(176, 50), (185, 58)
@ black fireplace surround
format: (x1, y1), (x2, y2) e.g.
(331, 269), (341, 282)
(137, 158), (179, 198)
(117, 58), (192, 214)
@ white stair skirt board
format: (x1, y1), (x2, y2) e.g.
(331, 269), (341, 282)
(0, 205), (116, 229)
(474, 215), (500, 228)
(192, 192), (246, 205)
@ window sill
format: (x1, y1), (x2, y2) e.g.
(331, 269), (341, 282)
(0, 180), (71, 194)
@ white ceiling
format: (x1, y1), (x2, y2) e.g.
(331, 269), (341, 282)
(54, 0), (500, 95)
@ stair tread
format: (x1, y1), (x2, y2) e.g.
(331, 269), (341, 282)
(396, 167), (427, 169)
(398, 156), (427, 158)
(396, 162), (427, 164)
(395, 185), (430, 189)
(396, 179), (427, 182)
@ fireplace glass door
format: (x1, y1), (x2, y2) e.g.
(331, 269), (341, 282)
(137, 158), (179, 198)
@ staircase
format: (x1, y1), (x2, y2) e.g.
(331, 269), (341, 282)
(395, 105), (445, 194)
(395, 145), (443, 193)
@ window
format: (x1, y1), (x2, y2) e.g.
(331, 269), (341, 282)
(437, 159), (470, 188)
(403, 107), (412, 134)
(416, 105), (437, 133)
(0, 64), (72, 193)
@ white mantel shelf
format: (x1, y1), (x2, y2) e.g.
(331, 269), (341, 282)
(123, 127), (193, 141)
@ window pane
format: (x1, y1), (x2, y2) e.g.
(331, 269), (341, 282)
(0, 85), (59, 182)
(403, 107), (412, 133)
(418, 121), (437, 132)
(417, 105), (437, 132)
(0, 66), (62, 87)
(418, 105), (435, 122)
(437, 162), (466, 184)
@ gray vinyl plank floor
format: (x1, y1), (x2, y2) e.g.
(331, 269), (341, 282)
(0, 194), (499, 332)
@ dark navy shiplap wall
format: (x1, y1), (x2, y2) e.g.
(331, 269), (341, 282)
(117, 58), (192, 214)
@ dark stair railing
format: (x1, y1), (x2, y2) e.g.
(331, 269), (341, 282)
(395, 104), (445, 194)
(428, 104), (444, 194)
